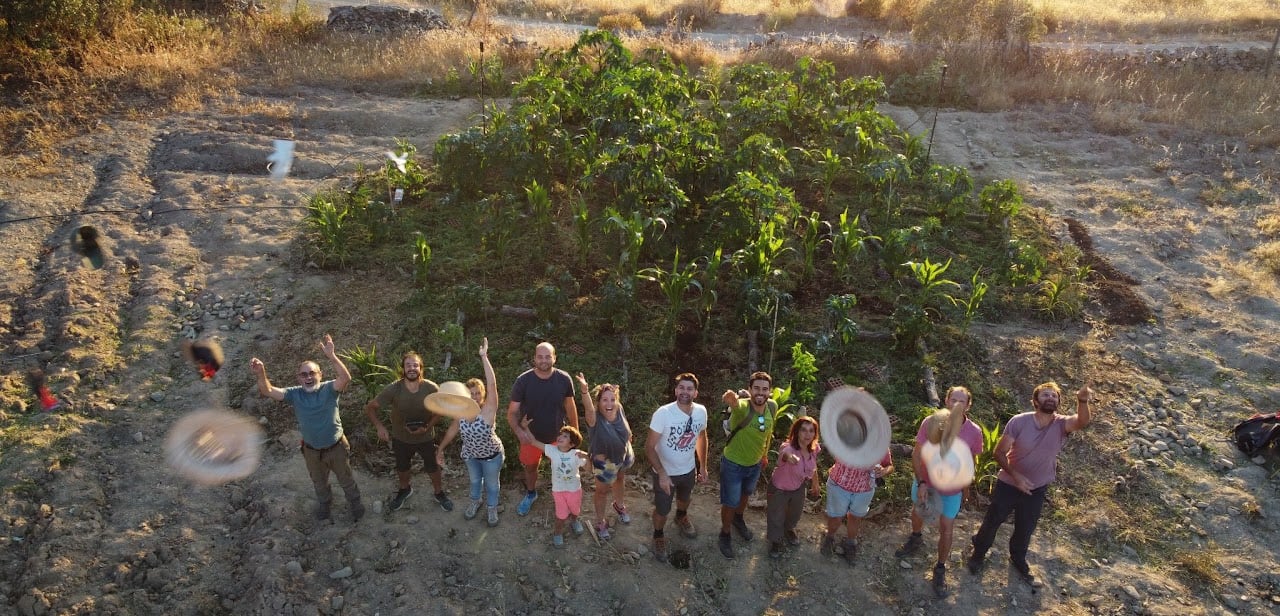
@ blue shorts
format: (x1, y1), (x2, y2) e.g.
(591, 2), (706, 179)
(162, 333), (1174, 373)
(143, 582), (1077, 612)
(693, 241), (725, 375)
(912, 481), (963, 520)
(826, 480), (875, 518)
(719, 457), (762, 507)
(593, 452), (634, 484)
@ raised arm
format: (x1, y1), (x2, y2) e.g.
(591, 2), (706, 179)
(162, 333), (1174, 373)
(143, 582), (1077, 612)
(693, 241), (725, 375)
(322, 334), (351, 392)
(480, 338), (499, 422)
(1066, 382), (1093, 433)
(576, 372), (597, 428)
(250, 358), (286, 401)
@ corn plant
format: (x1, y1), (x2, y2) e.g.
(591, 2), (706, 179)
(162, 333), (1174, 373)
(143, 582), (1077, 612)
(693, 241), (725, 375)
(948, 271), (989, 332)
(305, 195), (353, 268)
(411, 232), (432, 285)
(905, 258), (961, 308)
(1038, 267), (1090, 320)
(795, 210), (830, 282)
(830, 209), (878, 284)
(973, 419), (1003, 495)
(572, 196), (591, 267)
(637, 249), (702, 343)
(734, 220), (793, 288)
(605, 207), (667, 279)
(697, 247), (725, 335)
(525, 179), (553, 231)
(809, 147), (848, 203)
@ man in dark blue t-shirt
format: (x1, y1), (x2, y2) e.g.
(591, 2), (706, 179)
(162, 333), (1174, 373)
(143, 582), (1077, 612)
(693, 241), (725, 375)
(507, 342), (578, 516)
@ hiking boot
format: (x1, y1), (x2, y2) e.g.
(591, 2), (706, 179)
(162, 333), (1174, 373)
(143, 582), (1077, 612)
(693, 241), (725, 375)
(314, 501), (331, 521)
(769, 541), (785, 559)
(654, 536), (668, 563)
(613, 502), (632, 524)
(464, 499), (481, 520)
(966, 555), (986, 575)
(552, 534), (565, 548)
(434, 491), (454, 512)
(785, 529), (800, 546)
(1011, 560), (1043, 588)
(517, 491), (537, 516)
(390, 487), (413, 511)
(596, 520), (611, 540)
(731, 516), (754, 542)
(486, 506), (499, 527)
(932, 563), (949, 598)
(840, 538), (858, 566)
(894, 533), (923, 558)
(718, 533), (735, 559)
(571, 519), (585, 536)
(675, 515), (697, 539)
(350, 500), (365, 523)
(820, 534), (835, 557)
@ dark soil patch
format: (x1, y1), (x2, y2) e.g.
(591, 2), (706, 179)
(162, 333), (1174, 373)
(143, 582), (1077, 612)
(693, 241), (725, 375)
(1065, 217), (1155, 325)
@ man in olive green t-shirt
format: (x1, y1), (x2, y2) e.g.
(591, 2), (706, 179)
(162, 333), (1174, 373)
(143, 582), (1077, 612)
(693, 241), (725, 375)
(716, 371), (778, 559)
(364, 351), (453, 513)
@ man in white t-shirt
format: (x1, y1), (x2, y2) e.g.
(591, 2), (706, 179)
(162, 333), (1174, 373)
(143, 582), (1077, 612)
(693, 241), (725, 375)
(645, 372), (709, 563)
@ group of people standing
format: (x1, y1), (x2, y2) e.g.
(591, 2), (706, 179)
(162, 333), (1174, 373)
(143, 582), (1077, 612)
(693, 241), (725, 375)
(250, 336), (1093, 597)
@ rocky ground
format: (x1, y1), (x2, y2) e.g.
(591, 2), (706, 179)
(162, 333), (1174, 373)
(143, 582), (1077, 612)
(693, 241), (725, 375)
(3, 6), (1280, 616)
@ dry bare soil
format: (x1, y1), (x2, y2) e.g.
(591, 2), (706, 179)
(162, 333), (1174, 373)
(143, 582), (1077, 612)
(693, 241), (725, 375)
(3, 8), (1280, 616)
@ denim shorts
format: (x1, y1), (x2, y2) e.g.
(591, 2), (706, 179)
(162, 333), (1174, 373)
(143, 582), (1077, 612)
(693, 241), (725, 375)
(719, 457), (762, 508)
(826, 479), (875, 518)
(912, 481), (963, 519)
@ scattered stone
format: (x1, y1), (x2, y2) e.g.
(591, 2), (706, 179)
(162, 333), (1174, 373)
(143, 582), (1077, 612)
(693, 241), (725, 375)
(325, 5), (449, 34)
(150, 392), (165, 402)
(1123, 584), (1142, 601)
(286, 561), (303, 577)
(899, 560), (912, 569)
(332, 596), (344, 611)
(132, 432), (145, 444)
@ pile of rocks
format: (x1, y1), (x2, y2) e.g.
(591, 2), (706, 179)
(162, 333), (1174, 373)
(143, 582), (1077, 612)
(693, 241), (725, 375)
(325, 5), (450, 34)
(173, 288), (282, 339)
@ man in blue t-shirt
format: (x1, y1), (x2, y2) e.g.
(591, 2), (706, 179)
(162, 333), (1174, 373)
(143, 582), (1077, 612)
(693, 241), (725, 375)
(251, 334), (364, 523)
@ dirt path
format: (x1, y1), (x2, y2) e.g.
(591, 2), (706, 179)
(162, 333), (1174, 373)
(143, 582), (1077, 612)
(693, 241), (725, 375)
(3, 15), (1280, 616)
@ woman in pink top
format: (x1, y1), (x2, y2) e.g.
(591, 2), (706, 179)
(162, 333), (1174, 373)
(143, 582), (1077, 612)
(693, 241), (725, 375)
(765, 416), (821, 557)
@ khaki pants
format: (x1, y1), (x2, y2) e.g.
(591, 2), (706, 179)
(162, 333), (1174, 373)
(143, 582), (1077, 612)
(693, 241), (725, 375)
(302, 435), (362, 506)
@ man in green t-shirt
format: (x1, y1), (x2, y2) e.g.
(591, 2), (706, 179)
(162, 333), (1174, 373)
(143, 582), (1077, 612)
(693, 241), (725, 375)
(716, 371), (778, 559)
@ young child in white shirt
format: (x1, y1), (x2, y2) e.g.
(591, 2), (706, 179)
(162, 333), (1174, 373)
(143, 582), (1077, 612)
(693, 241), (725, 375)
(521, 417), (589, 547)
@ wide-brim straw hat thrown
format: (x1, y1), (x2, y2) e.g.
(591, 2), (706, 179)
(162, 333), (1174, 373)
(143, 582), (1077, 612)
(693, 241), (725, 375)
(425, 381), (481, 420)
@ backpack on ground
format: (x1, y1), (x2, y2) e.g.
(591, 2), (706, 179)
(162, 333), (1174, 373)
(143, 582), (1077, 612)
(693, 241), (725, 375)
(1232, 412), (1280, 455)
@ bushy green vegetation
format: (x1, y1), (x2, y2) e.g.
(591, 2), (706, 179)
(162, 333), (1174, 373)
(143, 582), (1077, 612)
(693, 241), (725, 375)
(304, 30), (1089, 486)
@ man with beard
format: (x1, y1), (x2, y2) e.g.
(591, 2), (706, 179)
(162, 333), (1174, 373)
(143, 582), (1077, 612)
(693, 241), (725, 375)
(967, 381), (1093, 587)
(365, 352), (453, 512)
(645, 372), (709, 563)
(715, 371), (778, 559)
(251, 334), (364, 522)
(508, 342), (578, 517)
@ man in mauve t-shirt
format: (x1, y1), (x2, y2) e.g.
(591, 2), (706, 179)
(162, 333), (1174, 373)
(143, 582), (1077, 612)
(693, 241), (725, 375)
(967, 380), (1094, 587)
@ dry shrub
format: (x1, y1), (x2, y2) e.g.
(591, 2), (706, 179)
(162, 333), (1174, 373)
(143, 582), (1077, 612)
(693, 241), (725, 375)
(1256, 213), (1280, 236)
(911, 0), (1046, 48)
(1252, 241), (1280, 275)
(1091, 101), (1145, 135)
(598, 12), (645, 32)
